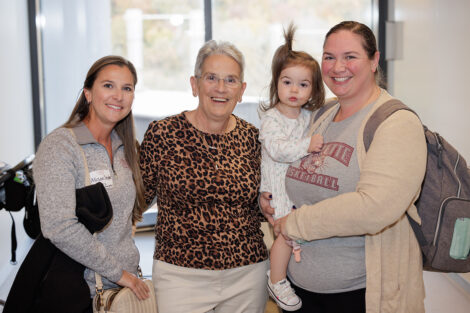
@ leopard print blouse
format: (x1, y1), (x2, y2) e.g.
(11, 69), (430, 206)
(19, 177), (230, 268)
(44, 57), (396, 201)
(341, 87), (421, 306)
(139, 112), (268, 270)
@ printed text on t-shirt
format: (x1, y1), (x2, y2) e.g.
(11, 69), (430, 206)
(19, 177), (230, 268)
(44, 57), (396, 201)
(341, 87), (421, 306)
(286, 142), (353, 191)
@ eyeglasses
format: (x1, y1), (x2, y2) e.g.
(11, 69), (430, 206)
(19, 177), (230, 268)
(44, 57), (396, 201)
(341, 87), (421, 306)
(196, 73), (241, 88)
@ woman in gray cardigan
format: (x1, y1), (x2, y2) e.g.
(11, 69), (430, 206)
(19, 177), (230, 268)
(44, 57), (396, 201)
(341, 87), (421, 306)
(33, 56), (150, 312)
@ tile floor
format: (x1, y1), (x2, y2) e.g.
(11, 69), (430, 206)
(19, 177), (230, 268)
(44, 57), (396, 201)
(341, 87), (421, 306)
(1, 230), (468, 313)
(134, 230), (470, 313)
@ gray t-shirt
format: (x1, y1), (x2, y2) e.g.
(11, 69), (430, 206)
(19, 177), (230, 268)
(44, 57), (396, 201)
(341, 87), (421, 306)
(285, 102), (374, 293)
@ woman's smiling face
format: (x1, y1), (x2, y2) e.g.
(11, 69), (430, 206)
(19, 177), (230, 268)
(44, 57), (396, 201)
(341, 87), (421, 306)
(190, 54), (246, 122)
(321, 30), (379, 103)
(84, 64), (135, 128)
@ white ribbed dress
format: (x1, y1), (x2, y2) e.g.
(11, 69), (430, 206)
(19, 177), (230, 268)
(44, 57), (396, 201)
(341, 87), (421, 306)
(259, 107), (312, 220)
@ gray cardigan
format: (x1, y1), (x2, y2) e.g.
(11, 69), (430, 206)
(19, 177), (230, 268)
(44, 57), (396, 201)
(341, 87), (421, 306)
(33, 123), (139, 294)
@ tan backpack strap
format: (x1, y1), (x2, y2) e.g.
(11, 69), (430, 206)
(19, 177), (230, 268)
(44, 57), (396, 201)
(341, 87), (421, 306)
(68, 128), (104, 306)
(94, 269), (105, 294)
(93, 234), (105, 309)
(67, 128), (91, 186)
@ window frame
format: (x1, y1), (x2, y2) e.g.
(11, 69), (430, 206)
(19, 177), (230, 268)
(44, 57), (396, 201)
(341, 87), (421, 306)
(29, 0), (387, 147)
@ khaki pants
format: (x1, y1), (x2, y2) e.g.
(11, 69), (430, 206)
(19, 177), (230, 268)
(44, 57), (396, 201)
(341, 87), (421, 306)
(152, 260), (269, 313)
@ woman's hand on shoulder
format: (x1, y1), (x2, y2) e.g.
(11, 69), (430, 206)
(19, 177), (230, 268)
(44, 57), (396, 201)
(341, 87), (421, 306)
(117, 270), (150, 300)
(260, 192), (275, 225)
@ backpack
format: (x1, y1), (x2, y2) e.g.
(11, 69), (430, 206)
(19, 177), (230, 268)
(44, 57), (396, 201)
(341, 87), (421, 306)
(314, 99), (470, 272)
(364, 99), (470, 273)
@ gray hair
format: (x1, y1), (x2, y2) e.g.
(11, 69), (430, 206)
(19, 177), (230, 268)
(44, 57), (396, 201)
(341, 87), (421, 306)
(194, 40), (245, 82)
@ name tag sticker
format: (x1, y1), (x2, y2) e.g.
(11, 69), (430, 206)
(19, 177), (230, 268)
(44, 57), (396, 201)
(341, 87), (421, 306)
(89, 169), (113, 188)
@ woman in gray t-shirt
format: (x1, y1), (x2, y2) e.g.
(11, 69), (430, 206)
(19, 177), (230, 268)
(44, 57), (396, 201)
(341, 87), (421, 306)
(260, 21), (426, 313)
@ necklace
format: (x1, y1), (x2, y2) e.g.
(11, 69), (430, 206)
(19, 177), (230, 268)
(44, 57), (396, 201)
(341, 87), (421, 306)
(203, 136), (218, 149)
(200, 133), (228, 184)
(193, 114), (234, 184)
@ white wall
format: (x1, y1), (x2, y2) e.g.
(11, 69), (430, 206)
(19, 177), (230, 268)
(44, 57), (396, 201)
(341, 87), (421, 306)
(0, 0), (35, 300)
(389, 0), (470, 310)
(41, 0), (112, 133)
(390, 0), (470, 159)
(0, 0), (113, 302)
(0, 0), (112, 302)
(0, 0), (34, 163)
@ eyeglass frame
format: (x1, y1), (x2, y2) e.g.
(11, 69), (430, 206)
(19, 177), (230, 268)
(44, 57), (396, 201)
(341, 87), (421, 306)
(195, 73), (243, 88)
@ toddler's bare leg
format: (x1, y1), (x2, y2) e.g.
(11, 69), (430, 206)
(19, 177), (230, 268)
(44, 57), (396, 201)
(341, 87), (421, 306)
(269, 235), (293, 283)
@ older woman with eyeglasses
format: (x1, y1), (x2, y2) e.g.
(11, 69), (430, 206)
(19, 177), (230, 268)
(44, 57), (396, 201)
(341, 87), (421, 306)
(139, 40), (269, 313)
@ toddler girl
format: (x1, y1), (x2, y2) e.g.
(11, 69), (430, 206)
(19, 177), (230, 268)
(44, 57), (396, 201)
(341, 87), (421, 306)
(259, 24), (325, 311)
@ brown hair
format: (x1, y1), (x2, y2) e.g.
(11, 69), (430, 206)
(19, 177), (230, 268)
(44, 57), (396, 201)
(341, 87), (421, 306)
(324, 21), (385, 88)
(262, 23), (325, 111)
(63, 55), (145, 223)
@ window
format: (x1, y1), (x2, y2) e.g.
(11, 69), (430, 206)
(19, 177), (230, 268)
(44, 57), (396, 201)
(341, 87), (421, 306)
(212, 0), (373, 100)
(31, 0), (379, 144)
(110, 0), (205, 138)
(111, 0), (376, 137)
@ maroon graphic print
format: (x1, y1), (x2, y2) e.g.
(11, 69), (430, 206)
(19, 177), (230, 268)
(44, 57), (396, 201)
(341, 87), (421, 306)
(286, 142), (354, 191)
(322, 142), (353, 166)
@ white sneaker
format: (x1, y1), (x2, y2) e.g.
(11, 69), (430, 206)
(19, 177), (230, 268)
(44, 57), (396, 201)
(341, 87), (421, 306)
(267, 270), (302, 311)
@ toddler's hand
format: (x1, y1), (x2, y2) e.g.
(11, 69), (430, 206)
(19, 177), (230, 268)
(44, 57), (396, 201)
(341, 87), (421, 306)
(308, 134), (324, 153)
